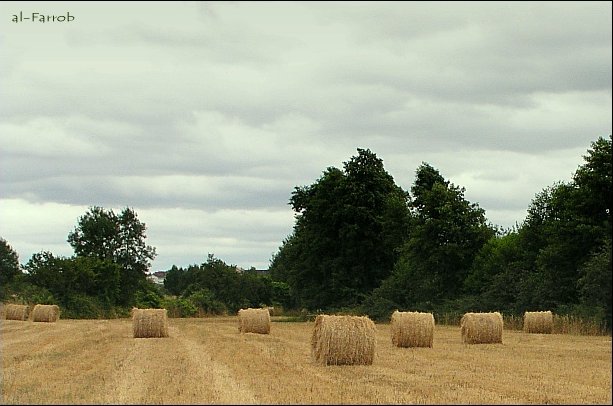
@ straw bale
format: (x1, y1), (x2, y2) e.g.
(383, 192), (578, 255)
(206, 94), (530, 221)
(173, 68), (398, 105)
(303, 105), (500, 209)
(523, 311), (553, 334)
(460, 312), (503, 344)
(390, 310), (434, 348)
(31, 304), (60, 322)
(311, 314), (376, 365)
(4, 304), (29, 321)
(238, 308), (271, 334)
(132, 308), (169, 338)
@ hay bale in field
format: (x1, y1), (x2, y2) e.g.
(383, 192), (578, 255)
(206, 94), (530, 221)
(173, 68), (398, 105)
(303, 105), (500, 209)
(311, 314), (376, 365)
(31, 304), (60, 322)
(4, 304), (29, 321)
(460, 312), (503, 344)
(132, 308), (169, 338)
(390, 310), (434, 348)
(523, 311), (553, 334)
(238, 308), (271, 334)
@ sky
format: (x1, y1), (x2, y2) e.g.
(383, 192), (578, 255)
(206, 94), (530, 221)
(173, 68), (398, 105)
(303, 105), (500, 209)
(1, 1), (611, 273)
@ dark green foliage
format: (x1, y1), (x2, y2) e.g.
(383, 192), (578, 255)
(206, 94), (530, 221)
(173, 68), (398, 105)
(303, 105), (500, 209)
(67, 206), (157, 306)
(162, 297), (197, 318)
(163, 254), (276, 314)
(379, 163), (494, 309)
(4, 273), (56, 305)
(185, 288), (227, 315)
(359, 294), (398, 322)
(0, 237), (21, 297)
(62, 294), (106, 319)
(270, 148), (410, 309)
(25, 253), (122, 306)
(512, 136), (612, 319)
(134, 281), (164, 309)
(162, 265), (184, 296)
(577, 238), (612, 330)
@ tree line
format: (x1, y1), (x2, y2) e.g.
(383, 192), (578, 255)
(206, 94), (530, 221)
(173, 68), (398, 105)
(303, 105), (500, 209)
(1, 135), (610, 329)
(269, 136), (611, 330)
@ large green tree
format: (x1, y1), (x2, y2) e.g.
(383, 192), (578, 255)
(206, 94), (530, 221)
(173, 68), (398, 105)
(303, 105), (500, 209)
(0, 237), (21, 287)
(514, 135), (612, 314)
(270, 148), (411, 309)
(67, 206), (157, 305)
(365, 163), (494, 316)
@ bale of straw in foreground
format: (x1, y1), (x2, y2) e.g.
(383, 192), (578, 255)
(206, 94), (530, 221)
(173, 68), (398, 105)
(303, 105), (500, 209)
(311, 314), (376, 365)
(31, 304), (60, 322)
(4, 304), (29, 321)
(390, 310), (435, 348)
(523, 311), (553, 334)
(460, 312), (503, 344)
(132, 308), (169, 338)
(238, 308), (271, 334)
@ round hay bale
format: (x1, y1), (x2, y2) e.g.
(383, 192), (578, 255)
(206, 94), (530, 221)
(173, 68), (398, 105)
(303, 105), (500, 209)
(238, 308), (271, 334)
(390, 310), (435, 348)
(4, 304), (29, 321)
(31, 304), (60, 322)
(523, 311), (553, 334)
(132, 308), (169, 338)
(460, 312), (503, 344)
(311, 314), (376, 366)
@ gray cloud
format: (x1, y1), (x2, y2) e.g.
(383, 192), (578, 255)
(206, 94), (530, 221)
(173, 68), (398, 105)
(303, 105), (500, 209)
(1, 1), (611, 270)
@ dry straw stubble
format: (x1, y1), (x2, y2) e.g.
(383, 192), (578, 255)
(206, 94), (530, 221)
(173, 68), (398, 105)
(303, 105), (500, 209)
(523, 310), (554, 334)
(238, 307), (271, 334)
(311, 314), (376, 366)
(132, 308), (169, 338)
(460, 312), (503, 344)
(31, 304), (60, 322)
(4, 304), (29, 321)
(390, 310), (435, 348)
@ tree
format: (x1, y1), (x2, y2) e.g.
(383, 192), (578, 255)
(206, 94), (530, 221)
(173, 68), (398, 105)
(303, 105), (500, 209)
(270, 148), (411, 309)
(67, 206), (157, 306)
(577, 237), (612, 330)
(463, 231), (525, 312)
(572, 135), (612, 228)
(515, 136), (612, 312)
(25, 252), (122, 310)
(67, 206), (119, 260)
(409, 163), (494, 299)
(369, 163), (494, 311)
(0, 237), (21, 288)
(163, 265), (185, 296)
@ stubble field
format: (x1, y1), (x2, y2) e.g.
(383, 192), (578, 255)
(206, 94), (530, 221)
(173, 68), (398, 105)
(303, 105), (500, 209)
(1, 316), (611, 404)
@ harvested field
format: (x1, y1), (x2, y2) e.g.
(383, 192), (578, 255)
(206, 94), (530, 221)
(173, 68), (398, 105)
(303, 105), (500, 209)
(1, 317), (611, 404)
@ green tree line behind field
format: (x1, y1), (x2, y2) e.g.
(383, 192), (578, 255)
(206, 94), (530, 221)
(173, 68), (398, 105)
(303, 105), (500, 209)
(269, 136), (611, 331)
(1, 135), (610, 330)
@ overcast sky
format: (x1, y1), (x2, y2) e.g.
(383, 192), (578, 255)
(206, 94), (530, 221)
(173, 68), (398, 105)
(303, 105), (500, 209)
(1, 1), (611, 272)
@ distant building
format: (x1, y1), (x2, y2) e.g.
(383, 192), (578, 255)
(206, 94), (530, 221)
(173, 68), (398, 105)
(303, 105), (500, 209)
(235, 267), (269, 276)
(147, 271), (167, 285)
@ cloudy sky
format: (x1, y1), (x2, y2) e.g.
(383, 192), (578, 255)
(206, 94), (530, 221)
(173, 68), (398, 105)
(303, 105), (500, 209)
(1, 1), (611, 272)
